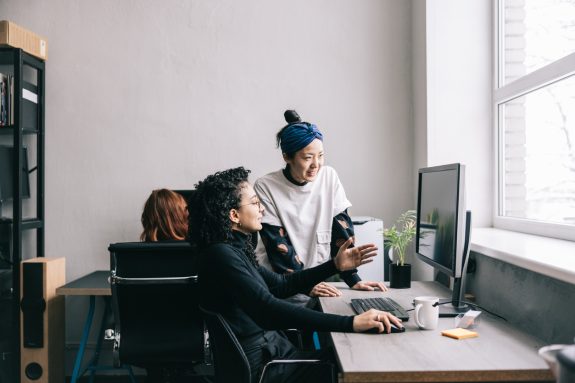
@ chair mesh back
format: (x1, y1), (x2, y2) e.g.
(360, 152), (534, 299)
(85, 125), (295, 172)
(200, 307), (251, 383)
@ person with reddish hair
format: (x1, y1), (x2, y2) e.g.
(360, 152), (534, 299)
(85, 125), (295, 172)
(139, 189), (190, 382)
(140, 189), (188, 242)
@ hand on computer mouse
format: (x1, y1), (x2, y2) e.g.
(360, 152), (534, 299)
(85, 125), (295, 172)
(363, 323), (405, 334)
(353, 309), (403, 334)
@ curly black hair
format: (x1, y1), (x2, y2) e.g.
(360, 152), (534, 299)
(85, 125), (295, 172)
(188, 167), (251, 248)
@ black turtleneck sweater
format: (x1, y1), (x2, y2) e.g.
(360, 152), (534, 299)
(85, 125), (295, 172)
(198, 231), (355, 340)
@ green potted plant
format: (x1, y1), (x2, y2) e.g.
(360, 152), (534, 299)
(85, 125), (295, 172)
(383, 210), (416, 288)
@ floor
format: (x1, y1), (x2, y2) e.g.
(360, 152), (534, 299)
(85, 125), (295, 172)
(65, 364), (214, 383)
(65, 375), (213, 383)
(65, 377), (144, 383)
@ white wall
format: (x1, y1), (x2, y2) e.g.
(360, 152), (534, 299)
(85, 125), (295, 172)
(410, 0), (430, 280)
(0, 0), (414, 343)
(410, 0), (492, 281)
(426, 0), (492, 228)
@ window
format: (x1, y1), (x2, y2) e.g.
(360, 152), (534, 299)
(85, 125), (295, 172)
(495, 0), (575, 241)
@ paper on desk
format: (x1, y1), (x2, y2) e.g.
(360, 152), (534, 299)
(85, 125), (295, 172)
(441, 328), (479, 340)
(455, 310), (482, 329)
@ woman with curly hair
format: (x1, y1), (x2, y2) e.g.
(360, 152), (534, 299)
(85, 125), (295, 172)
(188, 167), (402, 383)
(140, 189), (188, 242)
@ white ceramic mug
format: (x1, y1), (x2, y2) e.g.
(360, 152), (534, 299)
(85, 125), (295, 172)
(414, 296), (439, 330)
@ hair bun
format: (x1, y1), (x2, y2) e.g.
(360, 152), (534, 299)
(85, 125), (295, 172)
(284, 110), (301, 124)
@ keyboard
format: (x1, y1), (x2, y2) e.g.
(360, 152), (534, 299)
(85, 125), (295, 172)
(350, 297), (410, 321)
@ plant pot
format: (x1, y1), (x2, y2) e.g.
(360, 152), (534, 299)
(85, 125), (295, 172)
(389, 263), (411, 289)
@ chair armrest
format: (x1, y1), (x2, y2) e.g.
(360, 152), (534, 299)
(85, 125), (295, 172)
(259, 359), (333, 383)
(111, 275), (197, 285)
(281, 328), (303, 349)
(265, 359), (321, 365)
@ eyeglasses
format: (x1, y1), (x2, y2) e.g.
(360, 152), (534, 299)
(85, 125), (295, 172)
(239, 199), (263, 210)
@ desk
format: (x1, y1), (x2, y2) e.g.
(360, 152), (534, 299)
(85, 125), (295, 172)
(56, 271), (134, 383)
(56, 270), (110, 296)
(320, 281), (553, 383)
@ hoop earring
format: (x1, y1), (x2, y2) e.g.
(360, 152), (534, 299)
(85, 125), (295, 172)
(238, 221), (242, 228)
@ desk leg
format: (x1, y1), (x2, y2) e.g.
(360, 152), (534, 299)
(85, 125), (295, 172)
(70, 295), (96, 383)
(87, 297), (110, 383)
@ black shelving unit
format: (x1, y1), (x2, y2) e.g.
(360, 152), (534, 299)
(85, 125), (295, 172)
(0, 47), (45, 383)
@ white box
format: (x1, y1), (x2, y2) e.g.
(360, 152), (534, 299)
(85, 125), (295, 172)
(352, 217), (385, 282)
(0, 21), (48, 60)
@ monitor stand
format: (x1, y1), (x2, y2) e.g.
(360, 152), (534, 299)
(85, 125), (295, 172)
(438, 299), (470, 317)
(439, 210), (473, 318)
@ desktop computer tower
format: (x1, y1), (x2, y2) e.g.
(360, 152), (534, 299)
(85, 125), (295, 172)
(351, 217), (387, 281)
(20, 257), (65, 383)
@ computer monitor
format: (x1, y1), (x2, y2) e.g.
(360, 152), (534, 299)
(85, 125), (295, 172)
(0, 145), (31, 203)
(173, 190), (195, 206)
(415, 163), (472, 317)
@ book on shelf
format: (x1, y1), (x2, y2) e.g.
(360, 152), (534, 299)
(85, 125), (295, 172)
(9, 74), (13, 124)
(0, 72), (6, 126)
(0, 72), (15, 127)
(0, 72), (35, 128)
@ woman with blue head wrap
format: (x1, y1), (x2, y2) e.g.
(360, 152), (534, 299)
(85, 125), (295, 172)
(254, 110), (387, 308)
(277, 111), (324, 161)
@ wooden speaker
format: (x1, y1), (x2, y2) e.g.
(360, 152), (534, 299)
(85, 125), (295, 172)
(20, 257), (65, 383)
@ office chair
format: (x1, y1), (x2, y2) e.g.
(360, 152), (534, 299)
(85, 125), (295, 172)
(109, 241), (207, 379)
(199, 306), (335, 383)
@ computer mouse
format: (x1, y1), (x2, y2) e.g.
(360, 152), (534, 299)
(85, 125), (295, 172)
(389, 324), (406, 333)
(364, 324), (405, 334)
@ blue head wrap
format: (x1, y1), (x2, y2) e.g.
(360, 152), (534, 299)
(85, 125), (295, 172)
(280, 123), (323, 154)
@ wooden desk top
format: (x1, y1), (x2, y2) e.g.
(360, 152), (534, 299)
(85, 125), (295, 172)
(320, 281), (553, 383)
(56, 270), (111, 296)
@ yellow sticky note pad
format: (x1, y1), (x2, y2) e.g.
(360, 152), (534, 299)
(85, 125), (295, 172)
(441, 328), (479, 340)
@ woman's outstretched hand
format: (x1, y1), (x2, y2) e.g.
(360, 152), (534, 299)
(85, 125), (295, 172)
(352, 309), (403, 333)
(334, 238), (378, 272)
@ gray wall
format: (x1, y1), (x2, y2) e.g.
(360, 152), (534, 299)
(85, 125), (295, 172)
(0, 0), (415, 345)
(466, 252), (575, 345)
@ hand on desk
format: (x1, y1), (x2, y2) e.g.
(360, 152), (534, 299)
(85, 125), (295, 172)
(309, 282), (342, 297)
(352, 281), (388, 292)
(353, 309), (403, 334)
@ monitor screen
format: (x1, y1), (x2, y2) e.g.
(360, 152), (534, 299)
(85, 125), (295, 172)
(0, 145), (31, 202)
(416, 163), (466, 279)
(174, 190), (195, 206)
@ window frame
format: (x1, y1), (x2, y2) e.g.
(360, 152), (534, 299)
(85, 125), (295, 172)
(493, 0), (575, 242)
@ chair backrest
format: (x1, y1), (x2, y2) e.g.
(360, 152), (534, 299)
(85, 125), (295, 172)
(109, 241), (204, 369)
(200, 306), (251, 383)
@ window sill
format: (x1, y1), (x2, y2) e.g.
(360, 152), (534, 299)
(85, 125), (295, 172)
(470, 228), (575, 285)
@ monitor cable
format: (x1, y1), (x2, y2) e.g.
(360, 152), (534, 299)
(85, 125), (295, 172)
(405, 300), (507, 322)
